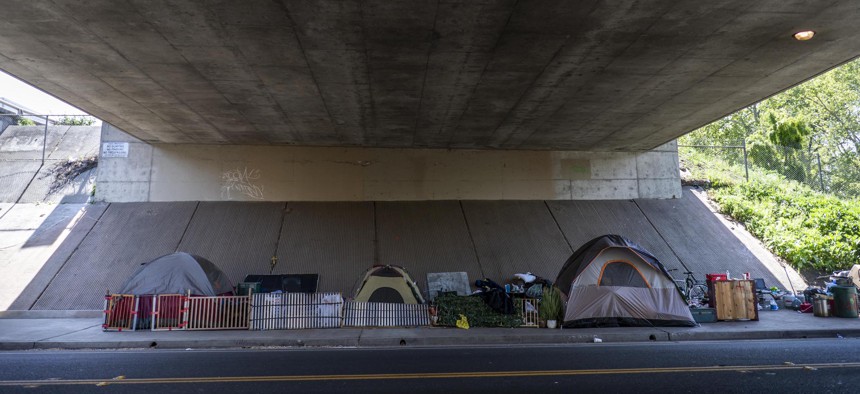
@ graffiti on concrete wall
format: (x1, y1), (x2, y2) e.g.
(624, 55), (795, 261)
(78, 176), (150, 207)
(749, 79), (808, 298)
(221, 167), (264, 200)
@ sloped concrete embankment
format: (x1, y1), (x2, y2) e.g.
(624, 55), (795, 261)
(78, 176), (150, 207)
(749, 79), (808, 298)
(0, 125), (99, 204)
(4, 187), (803, 311)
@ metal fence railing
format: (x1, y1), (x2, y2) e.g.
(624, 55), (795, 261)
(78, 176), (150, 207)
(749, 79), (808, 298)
(151, 294), (188, 331)
(343, 301), (430, 327)
(102, 294), (137, 331)
(103, 292), (449, 331)
(678, 142), (855, 198)
(250, 293), (343, 330)
(187, 295), (251, 330)
(1, 114), (101, 203)
(517, 298), (541, 328)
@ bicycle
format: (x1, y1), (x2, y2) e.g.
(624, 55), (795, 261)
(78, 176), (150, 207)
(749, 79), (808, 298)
(668, 269), (709, 306)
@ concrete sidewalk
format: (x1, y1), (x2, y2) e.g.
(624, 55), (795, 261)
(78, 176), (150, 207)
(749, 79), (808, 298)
(1, 309), (859, 351)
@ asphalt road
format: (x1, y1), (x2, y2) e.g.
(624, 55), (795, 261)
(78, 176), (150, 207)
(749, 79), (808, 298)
(1, 339), (859, 393)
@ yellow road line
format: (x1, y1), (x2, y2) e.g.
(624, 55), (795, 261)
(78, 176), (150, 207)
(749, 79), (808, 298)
(2, 362), (858, 386)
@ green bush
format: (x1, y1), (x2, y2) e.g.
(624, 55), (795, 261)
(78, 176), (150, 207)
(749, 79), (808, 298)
(15, 117), (36, 126)
(434, 294), (522, 328)
(56, 116), (95, 126)
(685, 153), (860, 272)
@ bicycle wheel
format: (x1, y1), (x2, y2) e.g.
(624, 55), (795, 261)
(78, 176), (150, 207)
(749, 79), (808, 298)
(688, 284), (708, 306)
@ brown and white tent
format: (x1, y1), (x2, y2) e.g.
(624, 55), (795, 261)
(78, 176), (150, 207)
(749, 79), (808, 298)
(353, 265), (425, 304)
(556, 235), (696, 328)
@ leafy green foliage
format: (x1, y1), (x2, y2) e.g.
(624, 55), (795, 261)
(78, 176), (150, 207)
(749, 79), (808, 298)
(680, 56), (860, 199)
(679, 55), (860, 273)
(56, 116), (95, 126)
(682, 152), (860, 272)
(435, 294), (522, 328)
(767, 114), (809, 149)
(539, 285), (562, 322)
(15, 117), (36, 126)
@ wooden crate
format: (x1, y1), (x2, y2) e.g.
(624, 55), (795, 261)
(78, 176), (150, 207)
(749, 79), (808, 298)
(712, 280), (758, 321)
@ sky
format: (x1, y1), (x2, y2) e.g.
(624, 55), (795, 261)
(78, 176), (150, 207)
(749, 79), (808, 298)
(0, 69), (88, 116)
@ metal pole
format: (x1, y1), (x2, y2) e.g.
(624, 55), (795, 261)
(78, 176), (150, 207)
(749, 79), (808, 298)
(42, 116), (48, 165)
(817, 153), (825, 192)
(742, 138), (749, 182)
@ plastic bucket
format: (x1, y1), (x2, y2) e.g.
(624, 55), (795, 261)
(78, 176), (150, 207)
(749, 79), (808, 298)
(831, 286), (859, 318)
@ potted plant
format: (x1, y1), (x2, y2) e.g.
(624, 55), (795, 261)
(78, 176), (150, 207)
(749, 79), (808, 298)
(540, 285), (563, 328)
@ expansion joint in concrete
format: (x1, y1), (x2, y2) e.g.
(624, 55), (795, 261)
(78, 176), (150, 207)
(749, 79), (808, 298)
(544, 200), (574, 254)
(14, 163), (44, 204)
(173, 202), (201, 252)
(632, 199), (689, 272)
(372, 201), (379, 265)
(270, 202), (290, 274)
(28, 204), (111, 310)
(459, 201), (486, 279)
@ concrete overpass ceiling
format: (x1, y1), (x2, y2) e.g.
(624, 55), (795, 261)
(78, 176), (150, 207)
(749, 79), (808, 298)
(1, 0), (859, 150)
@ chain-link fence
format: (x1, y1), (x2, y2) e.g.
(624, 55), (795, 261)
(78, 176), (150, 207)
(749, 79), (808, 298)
(679, 141), (857, 199)
(0, 113), (101, 203)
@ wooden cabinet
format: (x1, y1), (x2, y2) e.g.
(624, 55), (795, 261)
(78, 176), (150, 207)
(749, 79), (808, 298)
(710, 280), (758, 321)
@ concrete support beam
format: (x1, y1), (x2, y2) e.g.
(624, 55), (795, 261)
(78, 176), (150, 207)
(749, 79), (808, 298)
(96, 125), (681, 202)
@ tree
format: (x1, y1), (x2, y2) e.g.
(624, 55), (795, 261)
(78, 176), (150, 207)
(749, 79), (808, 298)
(766, 114), (810, 182)
(681, 56), (860, 198)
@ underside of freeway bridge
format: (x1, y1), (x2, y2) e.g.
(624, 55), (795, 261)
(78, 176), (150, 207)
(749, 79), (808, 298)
(2, 1), (860, 203)
(2, 1), (860, 151)
(1, 1), (833, 310)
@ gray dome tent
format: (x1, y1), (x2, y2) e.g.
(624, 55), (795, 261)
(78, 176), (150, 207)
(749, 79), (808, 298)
(556, 235), (696, 328)
(119, 252), (233, 296)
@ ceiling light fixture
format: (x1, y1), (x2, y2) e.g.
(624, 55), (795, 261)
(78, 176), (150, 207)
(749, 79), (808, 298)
(793, 30), (815, 41)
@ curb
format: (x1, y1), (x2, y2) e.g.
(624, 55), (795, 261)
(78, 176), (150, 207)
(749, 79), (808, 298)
(0, 342), (35, 351)
(0, 310), (102, 319)
(7, 329), (855, 351)
(667, 329), (860, 342)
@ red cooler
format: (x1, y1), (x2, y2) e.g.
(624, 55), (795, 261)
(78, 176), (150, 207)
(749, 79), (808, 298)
(706, 273), (728, 307)
(706, 273), (728, 282)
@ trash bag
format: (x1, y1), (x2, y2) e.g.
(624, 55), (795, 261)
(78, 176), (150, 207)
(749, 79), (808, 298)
(456, 314), (470, 329)
(473, 278), (516, 315)
(525, 284), (543, 299)
(475, 278), (505, 291)
(476, 288), (515, 315)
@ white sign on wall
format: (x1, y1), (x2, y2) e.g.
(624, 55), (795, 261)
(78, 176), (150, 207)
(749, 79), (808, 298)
(101, 142), (129, 158)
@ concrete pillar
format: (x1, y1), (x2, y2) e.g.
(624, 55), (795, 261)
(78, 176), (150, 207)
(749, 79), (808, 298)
(95, 123), (152, 202)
